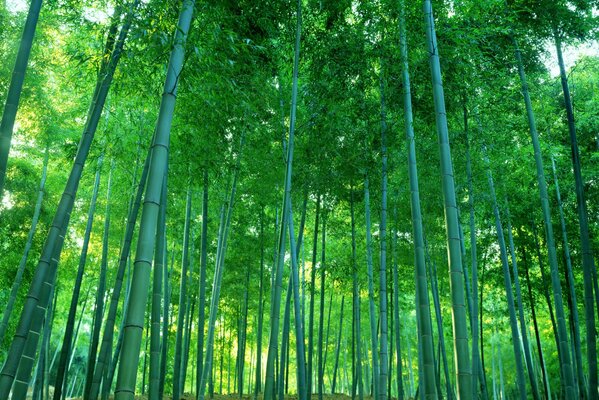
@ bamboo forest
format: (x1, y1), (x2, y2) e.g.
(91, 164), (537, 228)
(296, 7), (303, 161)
(1, 0), (599, 399)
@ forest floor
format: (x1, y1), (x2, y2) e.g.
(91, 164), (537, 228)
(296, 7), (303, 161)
(100, 395), (414, 400)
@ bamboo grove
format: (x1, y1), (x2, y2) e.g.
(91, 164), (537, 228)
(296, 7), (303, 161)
(0, 0), (598, 399)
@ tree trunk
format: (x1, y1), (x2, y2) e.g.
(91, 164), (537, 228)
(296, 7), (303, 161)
(113, 1), (194, 397)
(0, 143), (48, 345)
(323, 292), (333, 383)
(159, 238), (171, 399)
(16, 157), (96, 400)
(463, 104), (482, 400)
(391, 219), (404, 400)
(424, 240), (452, 400)
(520, 231), (551, 399)
(149, 173), (167, 400)
(0, 0), (42, 194)
(278, 275), (292, 400)
(197, 169), (209, 399)
(550, 155), (586, 398)
(513, 37), (575, 397)
(32, 282), (55, 400)
(254, 207), (265, 399)
(308, 196), (321, 398)
(238, 269), (249, 397)
(350, 189), (364, 400)
(84, 162), (113, 399)
(364, 172), (380, 400)
(90, 131), (151, 400)
(316, 212), (327, 400)
(281, 194), (308, 399)
(284, 191), (308, 400)
(530, 223), (561, 398)
(423, 1), (471, 396)
(0, 2), (135, 394)
(11, 238), (59, 400)
(554, 30), (597, 399)
(183, 296), (196, 394)
(378, 55), (389, 400)
(479, 253), (487, 393)
(332, 295), (345, 394)
(504, 202), (541, 400)
(484, 155), (527, 400)
(174, 186), (193, 400)
(198, 134), (243, 400)
(44, 142), (85, 400)
(400, 3), (437, 397)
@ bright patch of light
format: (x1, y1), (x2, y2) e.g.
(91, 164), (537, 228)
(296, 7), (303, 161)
(544, 40), (599, 77)
(6, 0), (27, 13)
(1, 192), (14, 210)
(83, 5), (113, 24)
(447, 0), (456, 18)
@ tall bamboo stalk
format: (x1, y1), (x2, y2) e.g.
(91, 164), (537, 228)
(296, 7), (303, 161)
(400, 2), (437, 397)
(318, 214), (327, 400)
(378, 52), (389, 400)
(0, 4), (133, 393)
(504, 202), (540, 400)
(89, 131), (151, 400)
(423, 1), (471, 396)
(264, 3), (303, 397)
(484, 153), (526, 400)
(0, 144), (48, 346)
(113, 1), (195, 397)
(174, 186), (193, 400)
(364, 173), (379, 400)
(254, 207), (265, 400)
(0, 0), (42, 194)
(554, 29), (597, 399)
(84, 161), (113, 399)
(513, 37), (575, 397)
(52, 158), (101, 400)
(198, 136), (243, 400)
(197, 169), (209, 399)
(550, 155), (585, 397)
(149, 173), (167, 400)
(350, 189), (364, 400)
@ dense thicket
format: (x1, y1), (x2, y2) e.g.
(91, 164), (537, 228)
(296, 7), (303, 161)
(0, 0), (598, 399)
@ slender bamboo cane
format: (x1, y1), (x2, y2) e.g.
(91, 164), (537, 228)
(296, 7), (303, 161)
(423, 1), (471, 396)
(114, 1), (195, 398)
(198, 135), (244, 400)
(0, 144), (48, 346)
(350, 189), (363, 400)
(513, 36), (575, 397)
(0, 4), (133, 393)
(174, 186), (193, 400)
(0, 0), (42, 194)
(484, 152), (526, 400)
(149, 173), (167, 400)
(554, 31), (597, 398)
(84, 161), (113, 399)
(197, 169), (209, 399)
(53, 159), (103, 400)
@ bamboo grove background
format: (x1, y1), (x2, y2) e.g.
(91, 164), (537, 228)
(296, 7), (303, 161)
(0, 0), (598, 399)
